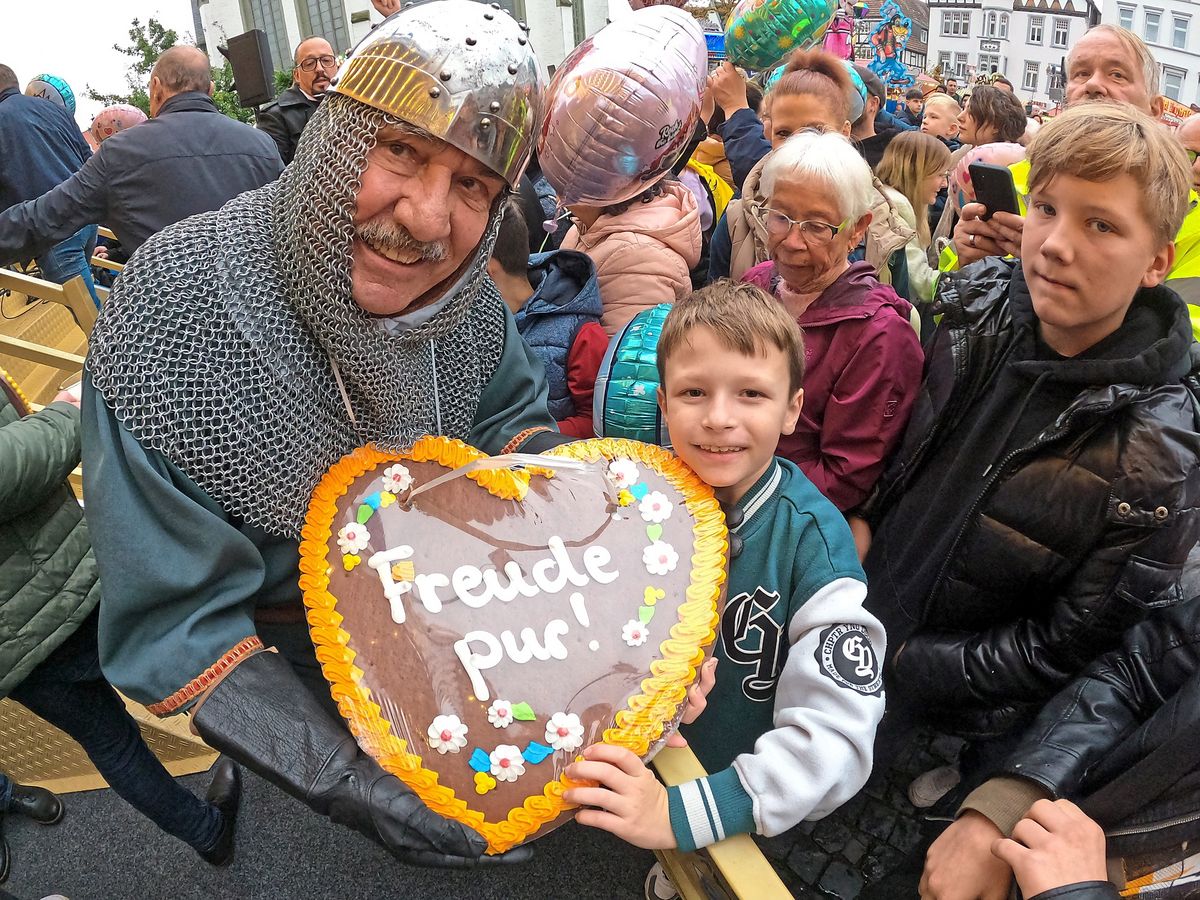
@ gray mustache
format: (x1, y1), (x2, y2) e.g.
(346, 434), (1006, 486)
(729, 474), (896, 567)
(357, 220), (449, 262)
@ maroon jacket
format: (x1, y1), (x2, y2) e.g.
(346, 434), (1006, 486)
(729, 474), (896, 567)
(743, 260), (923, 512)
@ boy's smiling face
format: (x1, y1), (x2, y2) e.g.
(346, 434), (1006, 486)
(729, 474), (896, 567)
(658, 326), (803, 506)
(1021, 172), (1173, 357)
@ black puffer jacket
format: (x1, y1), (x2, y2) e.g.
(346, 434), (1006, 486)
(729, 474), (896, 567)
(868, 258), (1200, 738)
(1001, 594), (1200, 857)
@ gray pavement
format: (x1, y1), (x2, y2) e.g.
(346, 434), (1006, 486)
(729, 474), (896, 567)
(1, 769), (653, 900)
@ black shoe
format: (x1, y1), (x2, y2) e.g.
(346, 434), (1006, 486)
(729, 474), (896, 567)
(197, 757), (241, 867)
(8, 783), (63, 825)
(0, 824), (8, 884)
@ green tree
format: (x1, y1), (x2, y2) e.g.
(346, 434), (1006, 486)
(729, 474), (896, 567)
(212, 63), (255, 123)
(85, 17), (179, 116)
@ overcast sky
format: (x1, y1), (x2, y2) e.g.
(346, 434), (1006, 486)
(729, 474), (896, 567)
(1, 1), (198, 129)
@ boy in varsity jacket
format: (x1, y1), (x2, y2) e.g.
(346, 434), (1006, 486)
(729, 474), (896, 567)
(563, 281), (886, 854)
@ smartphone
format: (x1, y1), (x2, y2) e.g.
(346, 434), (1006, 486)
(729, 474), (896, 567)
(969, 162), (1021, 221)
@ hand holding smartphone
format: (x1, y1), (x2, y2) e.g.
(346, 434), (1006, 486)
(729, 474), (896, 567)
(969, 162), (1021, 221)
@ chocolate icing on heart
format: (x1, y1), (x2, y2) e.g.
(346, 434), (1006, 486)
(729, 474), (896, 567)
(300, 437), (727, 853)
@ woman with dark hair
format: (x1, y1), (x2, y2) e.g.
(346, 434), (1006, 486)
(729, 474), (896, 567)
(958, 84), (1028, 146)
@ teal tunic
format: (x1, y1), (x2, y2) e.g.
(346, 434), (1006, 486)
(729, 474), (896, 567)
(81, 310), (557, 711)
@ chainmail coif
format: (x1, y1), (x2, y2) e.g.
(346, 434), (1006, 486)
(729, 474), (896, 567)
(87, 94), (508, 538)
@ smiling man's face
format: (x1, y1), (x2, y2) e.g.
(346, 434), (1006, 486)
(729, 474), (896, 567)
(350, 125), (506, 316)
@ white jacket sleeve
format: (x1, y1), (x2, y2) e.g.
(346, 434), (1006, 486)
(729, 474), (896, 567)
(734, 577), (886, 836)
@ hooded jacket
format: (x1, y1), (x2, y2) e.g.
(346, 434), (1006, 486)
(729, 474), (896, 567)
(865, 258), (1200, 739)
(515, 249), (605, 426)
(561, 180), (701, 336)
(743, 260), (923, 512)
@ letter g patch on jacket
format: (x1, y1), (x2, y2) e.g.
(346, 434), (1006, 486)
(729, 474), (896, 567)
(815, 624), (883, 696)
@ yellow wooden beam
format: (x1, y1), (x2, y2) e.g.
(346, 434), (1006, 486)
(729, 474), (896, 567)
(0, 334), (85, 372)
(652, 746), (794, 899)
(97, 226), (117, 241)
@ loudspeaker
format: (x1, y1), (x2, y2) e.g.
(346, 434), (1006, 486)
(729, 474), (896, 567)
(218, 29), (276, 108)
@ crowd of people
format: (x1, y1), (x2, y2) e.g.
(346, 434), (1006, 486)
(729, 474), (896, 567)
(1, 2), (1199, 898)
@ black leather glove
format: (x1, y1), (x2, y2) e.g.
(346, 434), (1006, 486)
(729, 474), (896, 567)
(193, 649), (531, 868)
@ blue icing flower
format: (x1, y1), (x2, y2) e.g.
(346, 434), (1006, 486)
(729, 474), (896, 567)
(523, 741), (554, 764)
(364, 491), (383, 510)
(469, 747), (491, 773)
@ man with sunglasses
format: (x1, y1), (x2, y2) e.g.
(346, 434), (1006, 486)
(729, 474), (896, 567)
(256, 37), (339, 165)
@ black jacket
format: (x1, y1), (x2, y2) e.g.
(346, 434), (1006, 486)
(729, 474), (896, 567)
(255, 85), (321, 165)
(0, 92), (282, 262)
(866, 258), (1200, 738)
(1001, 594), (1200, 855)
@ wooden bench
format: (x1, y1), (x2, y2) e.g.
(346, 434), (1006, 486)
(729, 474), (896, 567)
(652, 746), (794, 899)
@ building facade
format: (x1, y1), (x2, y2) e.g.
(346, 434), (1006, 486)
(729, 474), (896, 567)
(193, 0), (609, 84)
(853, 0), (931, 83)
(926, 0), (1099, 108)
(1105, 0), (1200, 107)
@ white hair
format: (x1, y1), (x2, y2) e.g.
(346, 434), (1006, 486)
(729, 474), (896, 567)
(760, 130), (874, 223)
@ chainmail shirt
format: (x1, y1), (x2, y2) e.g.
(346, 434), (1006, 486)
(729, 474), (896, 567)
(87, 95), (508, 538)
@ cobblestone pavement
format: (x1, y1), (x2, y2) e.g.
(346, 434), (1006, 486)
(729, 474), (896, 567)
(754, 731), (965, 899)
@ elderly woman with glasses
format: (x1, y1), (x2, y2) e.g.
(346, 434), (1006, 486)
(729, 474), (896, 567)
(741, 129), (923, 521)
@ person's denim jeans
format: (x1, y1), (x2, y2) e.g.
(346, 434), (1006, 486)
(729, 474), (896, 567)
(35, 225), (101, 309)
(7, 612), (222, 851)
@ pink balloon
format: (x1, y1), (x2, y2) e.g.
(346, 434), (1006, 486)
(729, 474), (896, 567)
(90, 104), (147, 144)
(538, 6), (707, 207)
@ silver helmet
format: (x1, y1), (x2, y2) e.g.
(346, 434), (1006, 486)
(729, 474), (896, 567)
(331, 0), (544, 187)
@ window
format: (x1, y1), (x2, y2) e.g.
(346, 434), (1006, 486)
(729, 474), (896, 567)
(299, 0), (350, 55)
(240, 0), (289, 71)
(1117, 4), (1134, 29)
(938, 50), (952, 73)
(999, 13), (1009, 38)
(1174, 16), (1189, 49)
(955, 52), (969, 77)
(920, 28), (929, 43)
(1145, 9), (1161, 43)
(1023, 60), (1039, 90)
(1028, 15), (1044, 44)
(1052, 17), (1069, 47)
(942, 11), (971, 36)
(979, 52), (1000, 74)
(1164, 66), (1185, 99)
(985, 11), (997, 36)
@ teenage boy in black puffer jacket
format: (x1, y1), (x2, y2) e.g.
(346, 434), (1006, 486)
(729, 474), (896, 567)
(859, 105), (1200, 807)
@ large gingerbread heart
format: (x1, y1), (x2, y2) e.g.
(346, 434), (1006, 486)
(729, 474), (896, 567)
(299, 436), (727, 853)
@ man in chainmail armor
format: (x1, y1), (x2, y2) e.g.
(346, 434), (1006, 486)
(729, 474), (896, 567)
(81, 0), (559, 866)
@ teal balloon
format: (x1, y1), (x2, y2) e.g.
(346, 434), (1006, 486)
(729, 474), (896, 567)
(724, 0), (838, 70)
(764, 57), (865, 122)
(593, 304), (673, 446)
(25, 74), (76, 116)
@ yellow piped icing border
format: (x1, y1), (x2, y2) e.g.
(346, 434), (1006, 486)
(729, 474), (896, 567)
(298, 436), (727, 854)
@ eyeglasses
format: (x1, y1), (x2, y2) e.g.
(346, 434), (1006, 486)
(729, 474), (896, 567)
(754, 204), (849, 245)
(296, 55), (338, 72)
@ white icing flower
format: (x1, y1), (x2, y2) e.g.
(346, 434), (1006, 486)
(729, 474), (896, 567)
(489, 744), (526, 782)
(545, 712), (585, 752)
(381, 463), (414, 494)
(337, 522), (371, 555)
(607, 459), (640, 490)
(643, 540), (679, 576)
(487, 700), (514, 729)
(639, 491), (674, 524)
(427, 715), (468, 754)
(622, 619), (649, 647)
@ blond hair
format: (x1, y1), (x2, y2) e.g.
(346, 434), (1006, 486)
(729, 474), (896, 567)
(923, 93), (961, 118)
(657, 281), (805, 394)
(1027, 103), (1189, 246)
(876, 131), (951, 247)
